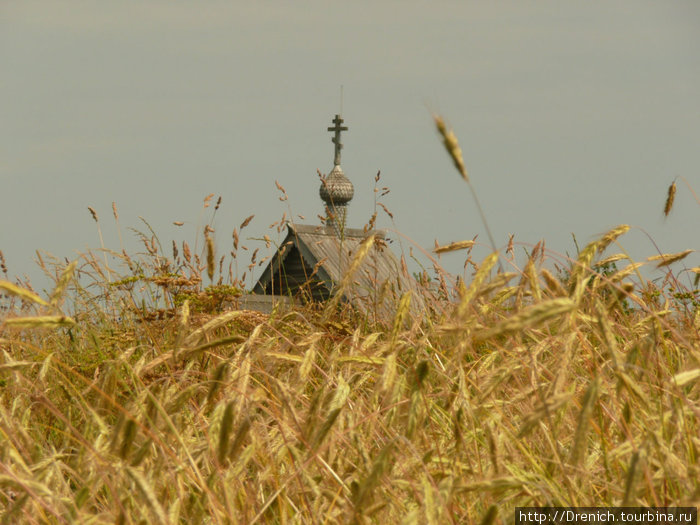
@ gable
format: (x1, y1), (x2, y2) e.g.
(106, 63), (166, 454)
(254, 243), (330, 302)
(253, 223), (422, 316)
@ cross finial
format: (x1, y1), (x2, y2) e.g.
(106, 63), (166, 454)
(328, 114), (348, 166)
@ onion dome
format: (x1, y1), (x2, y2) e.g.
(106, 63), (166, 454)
(320, 164), (354, 205)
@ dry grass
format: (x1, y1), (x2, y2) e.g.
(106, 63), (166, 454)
(0, 218), (698, 524)
(0, 152), (699, 524)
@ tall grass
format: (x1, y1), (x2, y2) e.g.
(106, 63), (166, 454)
(0, 152), (698, 524)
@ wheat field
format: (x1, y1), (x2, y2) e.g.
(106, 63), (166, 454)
(0, 137), (698, 523)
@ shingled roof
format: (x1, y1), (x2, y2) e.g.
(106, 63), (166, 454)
(251, 223), (420, 316)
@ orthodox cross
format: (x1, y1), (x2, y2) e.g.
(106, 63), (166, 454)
(328, 114), (348, 166)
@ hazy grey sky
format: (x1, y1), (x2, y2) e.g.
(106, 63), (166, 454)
(2, 1), (699, 291)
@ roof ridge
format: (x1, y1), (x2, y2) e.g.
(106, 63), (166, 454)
(288, 222), (385, 239)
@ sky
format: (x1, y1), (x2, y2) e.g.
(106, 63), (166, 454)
(2, 1), (699, 294)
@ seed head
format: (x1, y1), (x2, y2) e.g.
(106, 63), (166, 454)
(434, 115), (469, 182)
(664, 181), (676, 218)
(206, 234), (215, 282)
